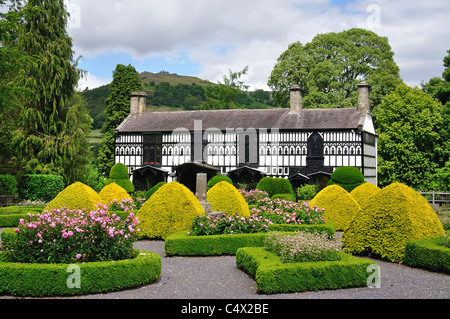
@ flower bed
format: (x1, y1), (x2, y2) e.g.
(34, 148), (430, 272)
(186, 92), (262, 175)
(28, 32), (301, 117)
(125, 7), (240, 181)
(0, 248), (161, 297)
(404, 234), (450, 273)
(164, 222), (335, 256)
(236, 247), (376, 294)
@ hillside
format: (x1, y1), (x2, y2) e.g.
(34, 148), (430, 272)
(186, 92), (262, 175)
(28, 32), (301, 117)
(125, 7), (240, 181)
(139, 71), (214, 87)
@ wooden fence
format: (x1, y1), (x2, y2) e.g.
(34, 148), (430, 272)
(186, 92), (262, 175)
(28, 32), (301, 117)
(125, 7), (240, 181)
(420, 191), (450, 211)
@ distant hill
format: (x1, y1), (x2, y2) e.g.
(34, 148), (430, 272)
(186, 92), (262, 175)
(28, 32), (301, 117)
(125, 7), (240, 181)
(139, 71), (214, 87)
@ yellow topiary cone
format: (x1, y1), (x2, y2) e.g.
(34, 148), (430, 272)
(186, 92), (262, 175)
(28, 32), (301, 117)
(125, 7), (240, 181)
(342, 182), (445, 263)
(45, 182), (102, 211)
(350, 183), (381, 209)
(310, 184), (361, 231)
(207, 181), (250, 217)
(99, 182), (132, 206)
(137, 182), (205, 240)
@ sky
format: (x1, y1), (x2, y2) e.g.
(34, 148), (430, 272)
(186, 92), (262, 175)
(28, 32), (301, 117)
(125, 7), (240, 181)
(65, 0), (450, 91)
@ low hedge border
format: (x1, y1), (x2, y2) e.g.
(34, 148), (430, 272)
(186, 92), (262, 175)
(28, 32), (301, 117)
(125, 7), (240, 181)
(0, 207), (44, 228)
(164, 222), (335, 256)
(0, 248), (161, 297)
(404, 236), (450, 273)
(235, 247), (377, 294)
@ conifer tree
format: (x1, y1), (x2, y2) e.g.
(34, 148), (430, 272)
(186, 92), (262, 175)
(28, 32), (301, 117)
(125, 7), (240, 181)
(97, 64), (142, 174)
(11, 0), (90, 183)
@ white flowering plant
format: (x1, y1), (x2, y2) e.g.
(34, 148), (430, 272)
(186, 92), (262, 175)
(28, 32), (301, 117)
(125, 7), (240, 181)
(264, 231), (342, 263)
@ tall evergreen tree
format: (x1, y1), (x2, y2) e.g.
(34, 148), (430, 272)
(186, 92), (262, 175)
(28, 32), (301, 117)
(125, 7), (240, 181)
(10, 0), (90, 184)
(97, 64), (142, 174)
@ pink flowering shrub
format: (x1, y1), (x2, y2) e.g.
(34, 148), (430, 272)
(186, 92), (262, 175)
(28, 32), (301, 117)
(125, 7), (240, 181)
(252, 198), (326, 225)
(189, 212), (272, 236)
(239, 189), (270, 206)
(108, 197), (146, 212)
(264, 231), (342, 263)
(189, 199), (325, 236)
(4, 206), (139, 264)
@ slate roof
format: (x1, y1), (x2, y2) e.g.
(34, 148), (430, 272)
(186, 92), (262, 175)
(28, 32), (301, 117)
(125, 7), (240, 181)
(116, 107), (365, 133)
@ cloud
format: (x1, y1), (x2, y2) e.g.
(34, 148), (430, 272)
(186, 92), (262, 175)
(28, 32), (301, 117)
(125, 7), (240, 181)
(76, 72), (111, 91)
(67, 0), (450, 90)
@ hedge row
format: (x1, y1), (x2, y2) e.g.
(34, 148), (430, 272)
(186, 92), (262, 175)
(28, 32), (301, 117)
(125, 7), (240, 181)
(164, 222), (336, 256)
(236, 247), (377, 294)
(0, 207), (44, 228)
(404, 236), (450, 273)
(0, 248), (161, 297)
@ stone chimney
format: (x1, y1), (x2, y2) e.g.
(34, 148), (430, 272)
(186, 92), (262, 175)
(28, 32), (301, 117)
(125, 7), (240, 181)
(289, 84), (302, 113)
(357, 82), (370, 113)
(130, 92), (147, 115)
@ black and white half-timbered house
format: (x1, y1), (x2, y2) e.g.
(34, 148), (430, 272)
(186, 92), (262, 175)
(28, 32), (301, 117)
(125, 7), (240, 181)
(114, 83), (377, 193)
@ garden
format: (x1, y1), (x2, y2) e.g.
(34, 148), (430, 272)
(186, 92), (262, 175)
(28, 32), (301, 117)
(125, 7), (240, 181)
(0, 165), (448, 297)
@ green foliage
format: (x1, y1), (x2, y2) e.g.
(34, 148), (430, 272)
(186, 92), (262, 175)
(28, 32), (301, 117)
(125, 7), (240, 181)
(328, 166), (366, 192)
(165, 230), (267, 256)
(10, 0), (90, 182)
(296, 184), (316, 201)
(268, 28), (402, 109)
(0, 175), (17, 196)
(256, 177), (295, 199)
(105, 163), (134, 193)
(98, 64), (142, 174)
(271, 193), (296, 202)
(404, 236), (450, 273)
(147, 81), (206, 109)
(137, 182), (205, 239)
(342, 182), (445, 263)
(145, 182), (166, 200)
(18, 174), (64, 202)
(0, 238), (161, 297)
(207, 175), (233, 190)
(375, 84), (446, 189)
(236, 246), (376, 294)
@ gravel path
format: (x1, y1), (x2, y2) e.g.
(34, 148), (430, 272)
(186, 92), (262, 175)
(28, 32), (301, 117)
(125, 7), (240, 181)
(1, 228), (449, 300)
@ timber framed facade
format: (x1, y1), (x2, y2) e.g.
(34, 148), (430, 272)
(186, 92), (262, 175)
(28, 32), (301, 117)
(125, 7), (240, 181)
(114, 83), (378, 192)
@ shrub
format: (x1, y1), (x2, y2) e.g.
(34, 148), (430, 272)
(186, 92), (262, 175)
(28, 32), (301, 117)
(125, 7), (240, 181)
(236, 247), (377, 294)
(3, 207), (139, 264)
(0, 175), (17, 196)
(350, 183), (381, 209)
(0, 247), (160, 297)
(145, 182), (166, 200)
(207, 181), (250, 217)
(105, 163), (134, 193)
(271, 193), (296, 202)
(404, 236), (450, 273)
(328, 166), (366, 192)
(239, 189), (270, 205)
(342, 182), (446, 263)
(44, 182), (102, 212)
(296, 184), (316, 201)
(207, 175), (233, 190)
(310, 185), (360, 231)
(137, 182), (205, 239)
(99, 182), (132, 205)
(18, 174), (64, 202)
(264, 231), (342, 263)
(256, 177), (295, 199)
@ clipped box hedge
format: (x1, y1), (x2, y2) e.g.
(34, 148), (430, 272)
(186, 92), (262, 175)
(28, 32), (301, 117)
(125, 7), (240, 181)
(236, 247), (377, 294)
(0, 248), (161, 297)
(165, 221), (335, 256)
(0, 207), (44, 227)
(404, 236), (450, 273)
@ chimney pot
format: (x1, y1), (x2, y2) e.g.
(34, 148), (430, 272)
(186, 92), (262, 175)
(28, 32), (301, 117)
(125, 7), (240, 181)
(289, 84), (302, 113)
